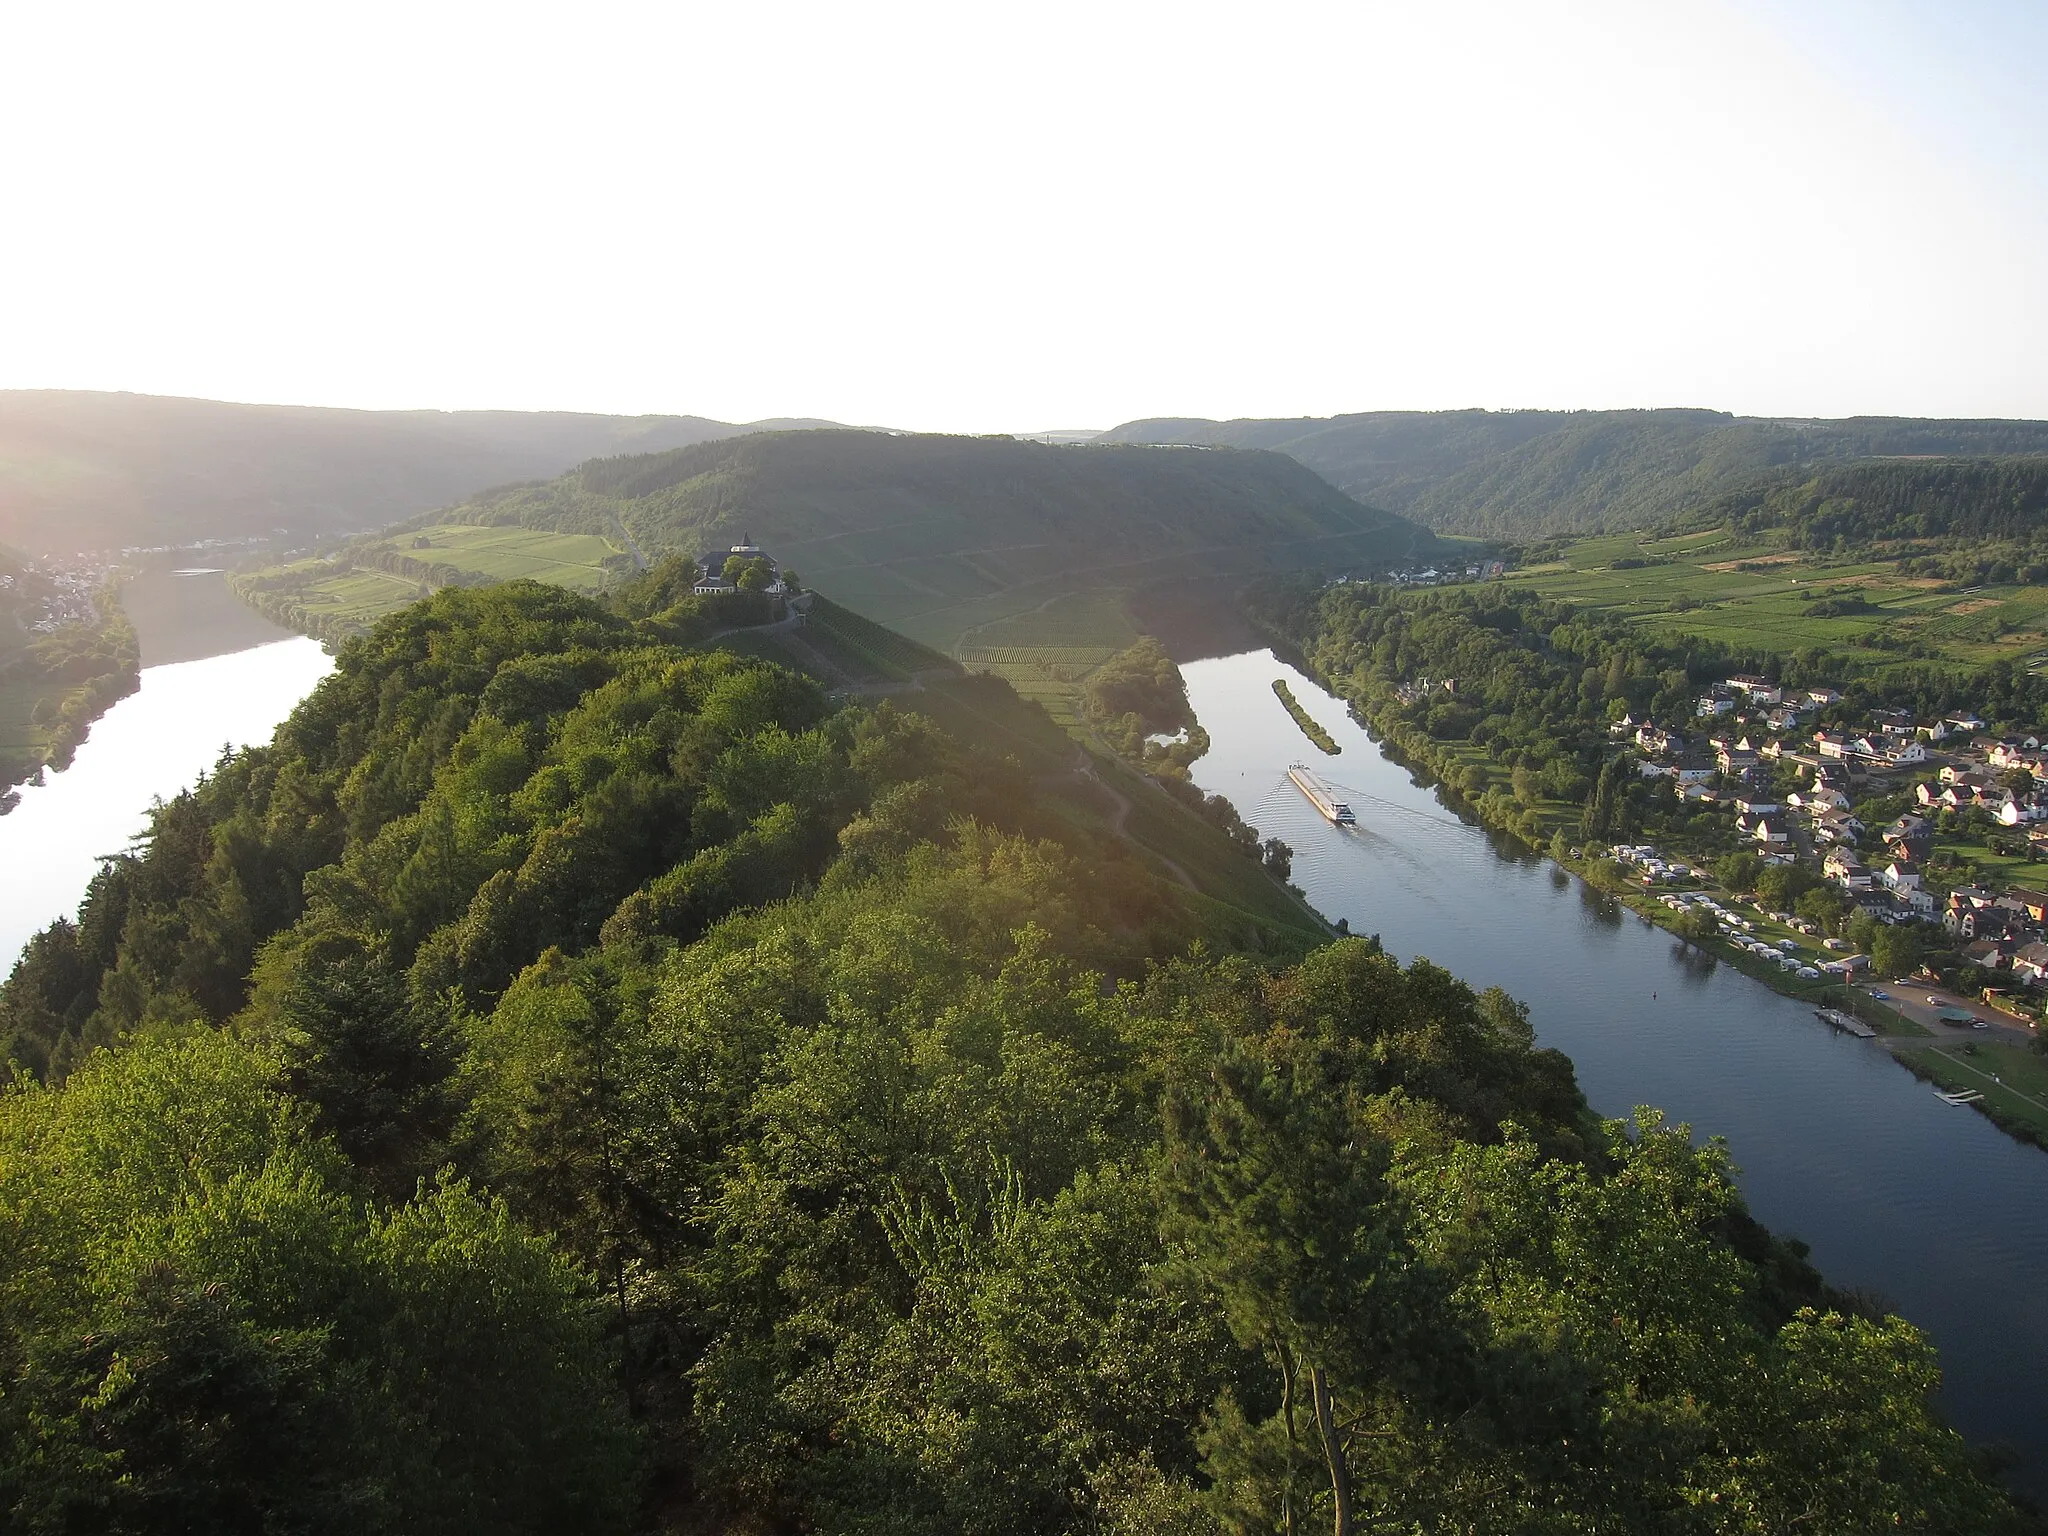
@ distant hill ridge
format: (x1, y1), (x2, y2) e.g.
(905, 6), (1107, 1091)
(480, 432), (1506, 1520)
(426, 428), (1440, 649)
(0, 390), (855, 554)
(1102, 408), (2048, 537)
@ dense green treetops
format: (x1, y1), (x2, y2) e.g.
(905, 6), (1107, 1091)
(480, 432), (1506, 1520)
(1702, 455), (2048, 553)
(0, 581), (2031, 1531)
(1104, 408), (2048, 538)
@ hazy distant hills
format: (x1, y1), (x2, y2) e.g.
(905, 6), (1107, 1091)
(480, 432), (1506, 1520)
(0, 391), (851, 555)
(1102, 409), (2048, 537)
(430, 429), (1439, 647)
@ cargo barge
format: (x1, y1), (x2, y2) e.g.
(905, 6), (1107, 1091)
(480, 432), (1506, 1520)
(1287, 764), (1355, 825)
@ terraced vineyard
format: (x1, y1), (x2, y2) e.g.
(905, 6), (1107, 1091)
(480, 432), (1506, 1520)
(956, 592), (1138, 728)
(801, 596), (958, 682)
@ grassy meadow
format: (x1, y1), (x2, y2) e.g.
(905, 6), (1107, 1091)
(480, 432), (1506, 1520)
(231, 526), (628, 642)
(1508, 528), (2048, 673)
(401, 525), (622, 585)
(1915, 1039), (2048, 1142)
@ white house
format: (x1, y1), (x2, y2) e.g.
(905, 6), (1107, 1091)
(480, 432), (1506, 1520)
(1727, 675), (1784, 704)
(1745, 816), (1789, 847)
(1635, 725), (1682, 756)
(1824, 847), (1872, 890)
(2013, 942), (2048, 985)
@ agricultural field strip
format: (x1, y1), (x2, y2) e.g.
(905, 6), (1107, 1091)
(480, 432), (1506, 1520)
(1507, 535), (2048, 669)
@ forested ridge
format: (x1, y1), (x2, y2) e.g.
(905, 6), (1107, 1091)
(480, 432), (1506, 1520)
(1698, 456), (2048, 578)
(418, 430), (1438, 648)
(0, 580), (2033, 1532)
(0, 391), (847, 555)
(1104, 409), (2048, 538)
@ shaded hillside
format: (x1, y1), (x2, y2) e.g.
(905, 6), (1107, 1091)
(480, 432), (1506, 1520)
(1706, 455), (2048, 550)
(1104, 408), (2048, 537)
(432, 429), (1439, 649)
(0, 390), (849, 554)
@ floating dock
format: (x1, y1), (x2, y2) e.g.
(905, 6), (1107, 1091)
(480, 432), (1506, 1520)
(1814, 1008), (1877, 1039)
(1287, 764), (1355, 825)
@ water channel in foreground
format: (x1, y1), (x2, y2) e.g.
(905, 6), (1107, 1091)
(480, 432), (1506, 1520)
(0, 636), (334, 972)
(1185, 647), (2048, 1492)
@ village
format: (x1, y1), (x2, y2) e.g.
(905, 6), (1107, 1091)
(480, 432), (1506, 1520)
(0, 552), (115, 637)
(1602, 671), (2048, 1019)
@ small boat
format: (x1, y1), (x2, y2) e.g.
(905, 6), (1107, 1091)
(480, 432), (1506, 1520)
(1287, 764), (1356, 825)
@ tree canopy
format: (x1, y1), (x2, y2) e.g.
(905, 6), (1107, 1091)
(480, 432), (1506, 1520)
(0, 581), (2030, 1533)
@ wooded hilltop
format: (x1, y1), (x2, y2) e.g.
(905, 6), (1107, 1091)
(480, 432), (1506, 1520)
(1104, 409), (2048, 538)
(0, 578), (2032, 1534)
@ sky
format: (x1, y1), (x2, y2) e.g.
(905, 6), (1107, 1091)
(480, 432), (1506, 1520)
(1, 0), (2043, 432)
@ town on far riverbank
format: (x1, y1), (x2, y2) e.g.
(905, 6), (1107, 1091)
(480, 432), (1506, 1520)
(1256, 573), (2048, 1151)
(1565, 675), (2048, 1146)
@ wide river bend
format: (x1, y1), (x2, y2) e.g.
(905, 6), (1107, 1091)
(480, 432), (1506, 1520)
(1185, 648), (2048, 1492)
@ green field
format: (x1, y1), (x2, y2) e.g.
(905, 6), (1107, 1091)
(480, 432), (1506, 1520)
(401, 525), (622, 586)
(1506, 529), (2048, 673)
(1916, 1039), (2048, 1141)
(232, 525), (628, 642)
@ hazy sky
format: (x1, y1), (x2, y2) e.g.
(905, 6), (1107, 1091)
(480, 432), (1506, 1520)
(3, 0), (2043, 430)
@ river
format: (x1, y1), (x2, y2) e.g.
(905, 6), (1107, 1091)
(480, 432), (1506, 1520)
(1184, 647), (2048, 1492)
(0, 571), (332, 972)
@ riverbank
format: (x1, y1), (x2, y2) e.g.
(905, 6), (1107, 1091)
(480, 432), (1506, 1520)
(1891, 1036), (2048, 1150)
(1180, 643), (2048, 1488)
(1239, 606), (2048, 1155)
(0, 636), (334, 971)
(0, 582), (139, 805)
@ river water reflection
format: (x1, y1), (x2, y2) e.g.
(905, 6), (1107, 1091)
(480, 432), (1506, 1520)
(1185, 648), (2048, 1491)
(0, 637), (334, 972)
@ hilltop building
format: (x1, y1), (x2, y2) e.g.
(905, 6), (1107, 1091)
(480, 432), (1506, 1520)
(693, 534), (787, 596)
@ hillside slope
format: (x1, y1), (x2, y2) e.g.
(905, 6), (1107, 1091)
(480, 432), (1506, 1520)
(1703, 455), (2048, 549)
(0, 581), (2028, 1533)
(432, 429), (1439, 649)
(1104, 409), (2048, 537)
(0, 390), (849, 553)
